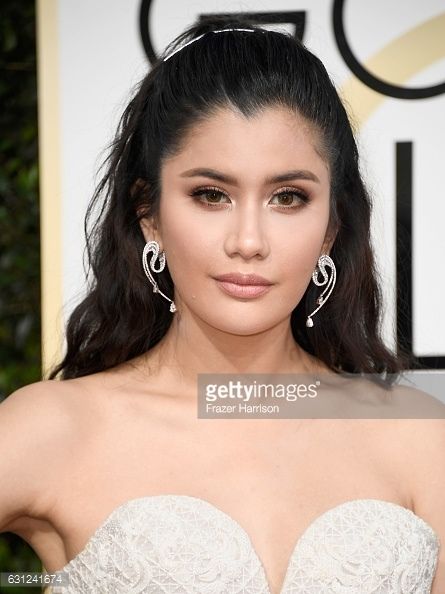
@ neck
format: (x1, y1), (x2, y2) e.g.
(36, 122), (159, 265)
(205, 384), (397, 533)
(140, 310), (327, 387)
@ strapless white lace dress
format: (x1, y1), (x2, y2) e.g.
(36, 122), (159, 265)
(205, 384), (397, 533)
(49, 495), (440, 593)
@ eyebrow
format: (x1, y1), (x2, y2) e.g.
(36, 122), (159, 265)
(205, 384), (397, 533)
(179, 167), (320, 185)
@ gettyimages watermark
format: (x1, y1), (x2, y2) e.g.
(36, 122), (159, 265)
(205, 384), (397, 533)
(197, 371), (445, 419)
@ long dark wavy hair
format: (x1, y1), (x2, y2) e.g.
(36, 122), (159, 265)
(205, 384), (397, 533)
(47, 15), (416, 383)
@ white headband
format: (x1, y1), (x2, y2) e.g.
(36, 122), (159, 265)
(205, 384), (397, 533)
(163, 28), (256, 62)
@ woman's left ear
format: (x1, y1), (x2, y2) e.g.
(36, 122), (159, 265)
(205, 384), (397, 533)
(322, 223), (339, 255)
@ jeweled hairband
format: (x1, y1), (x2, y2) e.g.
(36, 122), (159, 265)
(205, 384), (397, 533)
(163, 28), (256, 62)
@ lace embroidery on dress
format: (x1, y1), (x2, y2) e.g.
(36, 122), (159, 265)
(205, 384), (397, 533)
(48, 495), (440, 594)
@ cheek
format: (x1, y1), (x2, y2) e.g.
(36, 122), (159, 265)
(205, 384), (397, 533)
(278, 216), (330, 297)
(279, 241), (318, 305)
(283, 204), (329, 255)
(160, 204), (219, 284)
(285, 234), (322, 272)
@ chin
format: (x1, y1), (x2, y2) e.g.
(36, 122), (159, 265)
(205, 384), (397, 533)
(204, 309), (281, 336)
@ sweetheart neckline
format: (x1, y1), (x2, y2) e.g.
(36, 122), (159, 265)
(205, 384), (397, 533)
(54, 494), (441, 594)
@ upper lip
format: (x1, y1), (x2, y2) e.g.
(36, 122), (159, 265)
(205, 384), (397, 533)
(214, 273), (273, 286)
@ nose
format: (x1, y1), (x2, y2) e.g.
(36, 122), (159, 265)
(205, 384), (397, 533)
(224, 200), (270, 260)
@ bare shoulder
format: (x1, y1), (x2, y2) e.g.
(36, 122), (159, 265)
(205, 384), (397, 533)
(0, 378), (90, 532)
(362, 378), (445, 591)
(385, 381), (445, 513)
(396, 416), (445, 593)
(2, 378), (81, 421)
(402, 416), (445, 512)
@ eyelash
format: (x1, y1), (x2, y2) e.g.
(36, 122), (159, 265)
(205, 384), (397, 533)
(190, 186), (310, 211)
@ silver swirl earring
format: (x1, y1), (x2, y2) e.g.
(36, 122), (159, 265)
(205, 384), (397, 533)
(306, 254), (336, 327)
(142, 240), (177, 313)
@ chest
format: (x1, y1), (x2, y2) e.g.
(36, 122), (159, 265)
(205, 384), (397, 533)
(48, 418), (411, 593)
(46, 495), (437, 594)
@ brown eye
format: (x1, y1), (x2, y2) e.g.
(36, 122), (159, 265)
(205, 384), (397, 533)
(277, 193), (295, 206)
(190, 186), (310, 211)
(205, 190), (225, 202)
(190, 187), (230, 209)
(271, 189), (309, 209)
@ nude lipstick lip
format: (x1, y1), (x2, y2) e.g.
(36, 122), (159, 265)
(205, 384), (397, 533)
(213, 273), (273, 298)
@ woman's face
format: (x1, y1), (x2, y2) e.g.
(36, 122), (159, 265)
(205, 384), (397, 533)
(139, 105), (335, 335)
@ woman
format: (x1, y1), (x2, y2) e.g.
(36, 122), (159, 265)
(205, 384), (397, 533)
(1, 15), (443, 594)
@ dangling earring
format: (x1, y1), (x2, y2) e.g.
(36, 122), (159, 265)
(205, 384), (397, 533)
(306, 254), (336, 327)
(142, 240), (177, 313)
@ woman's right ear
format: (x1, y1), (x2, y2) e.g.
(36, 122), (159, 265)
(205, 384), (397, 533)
(137, 211), (163, 247)
(132, 179), (162, 246)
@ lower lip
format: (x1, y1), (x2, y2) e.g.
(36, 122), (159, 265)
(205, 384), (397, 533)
(215, 280), (272, 298)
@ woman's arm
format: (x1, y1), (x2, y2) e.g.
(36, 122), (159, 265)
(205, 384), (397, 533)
(408, 419), (445, 594)
(0, 382), (66, 539)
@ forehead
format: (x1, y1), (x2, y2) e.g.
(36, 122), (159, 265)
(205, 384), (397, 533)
(162, 105), (329, 181)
